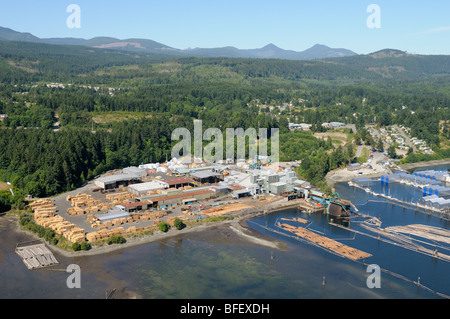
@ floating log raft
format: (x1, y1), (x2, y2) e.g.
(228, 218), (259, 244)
(277, 222), (372, 261)
(385, 224), (450, 245)
(15, 240), (59, 270)
(280, 217), (309, 224)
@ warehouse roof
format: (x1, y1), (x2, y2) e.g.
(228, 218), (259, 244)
(96, 173), (140, 184)
(128, 182), (164, 192)
(149, 190), (214, 203)
(271, 181), (287, 186)
(123, 201), (151, 209)
(162, 177), (195, 186)
(96, 209), (130, 222)
(189, 170), (223, 179)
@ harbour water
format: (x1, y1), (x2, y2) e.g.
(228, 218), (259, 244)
(0, 165), (449, 299)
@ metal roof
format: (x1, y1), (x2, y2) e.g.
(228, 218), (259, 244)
(149, 190), (214, 203)
(96, 173), (140, 184)
(128, 182), (165, 192)
(96, 210), (130, 221)
(189, 170), (223, 179)
(162, 177), (195, 186)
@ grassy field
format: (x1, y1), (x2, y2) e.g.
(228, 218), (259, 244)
(91, 111), (152, 124)
(314, 129), (352, 147)
(357, 147), (370, 164)
(0, 181), (11, 191)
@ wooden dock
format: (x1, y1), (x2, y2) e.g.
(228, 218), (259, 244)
(277, 222), (372, 261)
(15, 240), (59, 270)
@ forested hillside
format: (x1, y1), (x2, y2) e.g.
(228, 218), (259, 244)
(0, 40), (448, 209)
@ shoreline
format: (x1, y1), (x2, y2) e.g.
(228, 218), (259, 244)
(6, 200), (299, 259)
(399, 158), (450, 171)
(326, 158), (450, 188)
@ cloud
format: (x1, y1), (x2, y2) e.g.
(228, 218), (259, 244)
(409, 26), (450, 36)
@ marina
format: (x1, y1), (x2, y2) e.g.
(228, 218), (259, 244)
(348, 171), (450, 220)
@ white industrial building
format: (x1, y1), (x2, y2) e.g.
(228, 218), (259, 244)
(127, 181), (166, 196)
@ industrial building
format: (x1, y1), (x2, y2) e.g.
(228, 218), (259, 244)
(95, 173), (142, 190)
(381, 172), (441, 186)
(423, 185), (450, 197)
(95, 205), (130, 222)
(232, 188), (252, 199)
(353, 177), (373, 187)
(189, 170), (224, 184)
(156, 177), (195, 189)
(123, 201), (152, 212)
(432, 198), (450, 210)
(127, 181), (165, 196)
(414, 170), (450, 182)
(417, 195), (439, 206)
(269, 182), (287, 195)
(145, 189), (216, 209)
(123, 166), (148, 178)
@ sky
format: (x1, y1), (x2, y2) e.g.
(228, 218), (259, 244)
(0, 0), (449, 55)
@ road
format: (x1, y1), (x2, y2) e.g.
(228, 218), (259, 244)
(391, 125), (417, 152)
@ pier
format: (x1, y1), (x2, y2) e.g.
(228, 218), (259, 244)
(330, 219), (450, 263)
(349, 181), (450, 219)
(15, 240), (59, 270)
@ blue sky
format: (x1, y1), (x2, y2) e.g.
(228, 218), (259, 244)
(1, 0), (449, 54)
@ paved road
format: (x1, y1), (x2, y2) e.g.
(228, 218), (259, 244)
(392, 125), (416, 152)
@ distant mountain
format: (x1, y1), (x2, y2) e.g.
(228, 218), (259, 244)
(367, 48), (412, 59)
(0, 26), (41, 43)
(185, 43), (357, 60)
(0, 26), (357, 61)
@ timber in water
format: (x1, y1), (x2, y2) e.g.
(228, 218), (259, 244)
(15, 240), (59, 270)
(276, 222), (372, 261)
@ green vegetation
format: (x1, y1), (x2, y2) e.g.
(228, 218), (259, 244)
(0, 40), (448, 203)
(174, 218), (186, 230)
(357, 147), (370, 164)
(158, 222), (170, 232)
(18, 212), (59, 245)
(107, 235), (126, 245)
(72, 241), (91, 251)
(18, 212), (94, 251)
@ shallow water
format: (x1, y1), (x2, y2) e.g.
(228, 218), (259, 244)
(0, 164), (449, 299)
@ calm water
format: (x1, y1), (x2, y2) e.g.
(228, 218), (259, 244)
(0, 164), (449, 299)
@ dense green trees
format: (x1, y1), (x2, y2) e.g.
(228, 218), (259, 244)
(0, 39), (448, 203)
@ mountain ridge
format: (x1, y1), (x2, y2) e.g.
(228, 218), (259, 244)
(0, 26), (358, 61)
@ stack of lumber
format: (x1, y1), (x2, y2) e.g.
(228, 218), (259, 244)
(36, 215), (64, 228)
(67, 206), (86, 216)
(28, 199), (57, 219)
(106, 192), (137, 204)
(66, 193), (112, 216)
(27, 198), (53, 210)
(34, 213), (86, 243)
(65, 227), (86, 243)
(126, 226), (137, 234)
(70, 194), (101, 207)
(136, 211), (167, 222)
(202, 203), (251, 216)
(86, 224), (159, 242)
(68, 202), (114, 216)
(202, 207), (223, 214)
